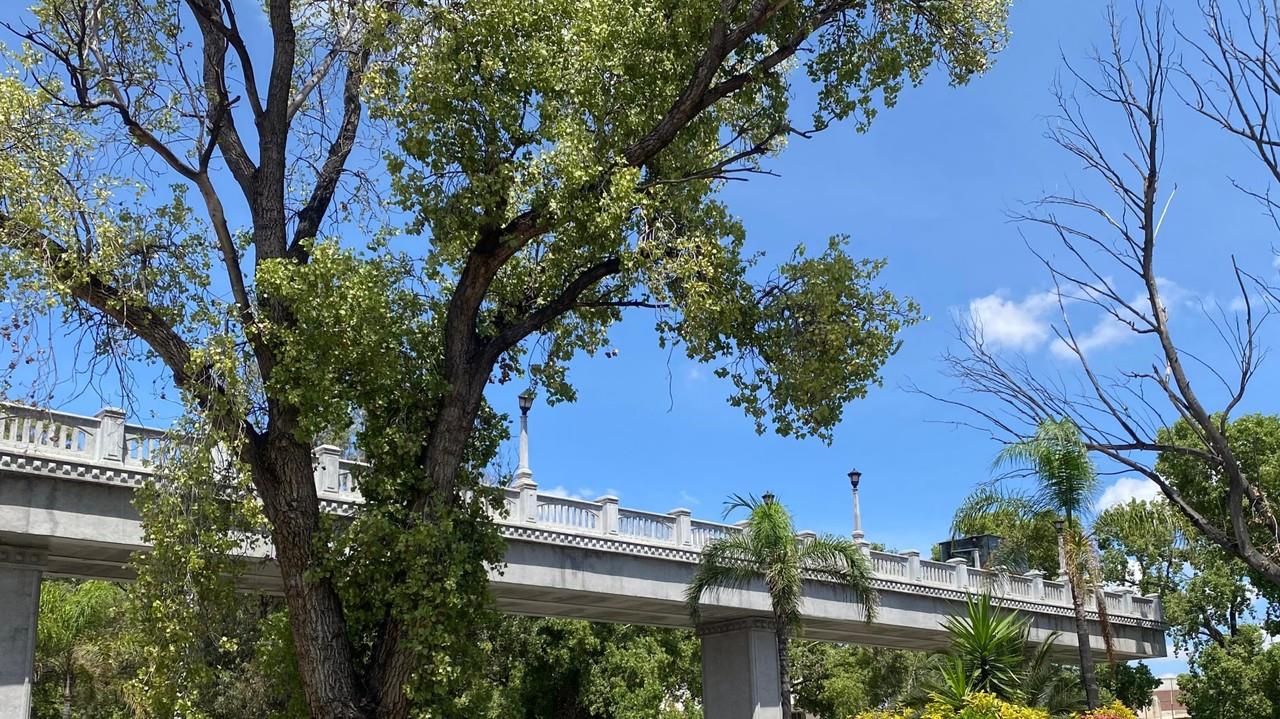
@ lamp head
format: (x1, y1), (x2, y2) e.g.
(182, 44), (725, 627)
(762, 491), (776, 505)
(847, 469), (862, 490)
(518, 389), (535, 415)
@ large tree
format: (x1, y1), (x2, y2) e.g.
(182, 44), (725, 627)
(0, 1), (1009, 717)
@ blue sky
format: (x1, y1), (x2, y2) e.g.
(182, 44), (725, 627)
(13, 1), (1280, 676)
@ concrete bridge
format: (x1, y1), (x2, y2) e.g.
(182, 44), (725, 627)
(0, 404), (1166, 718)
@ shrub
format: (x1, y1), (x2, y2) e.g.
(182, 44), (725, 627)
(1075, 701), (1138, 719)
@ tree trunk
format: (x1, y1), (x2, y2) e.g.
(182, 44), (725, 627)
(61, 661), (73, 719)
(251, 435), (369, 719)
(1068, 571), (1100, 709)
(776, 617), (792, 719)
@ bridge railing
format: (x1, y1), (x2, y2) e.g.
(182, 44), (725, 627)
(0, 403), (1161, 621)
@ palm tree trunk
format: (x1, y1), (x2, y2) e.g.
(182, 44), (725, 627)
(775, 616), (793, 719)
(61, 661), (73, 719)
(1062, 517), (1100, 709)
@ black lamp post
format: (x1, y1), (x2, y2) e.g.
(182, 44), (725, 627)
(848, 469), (864, 541)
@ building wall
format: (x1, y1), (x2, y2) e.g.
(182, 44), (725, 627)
(1137, 677), (1188, 719)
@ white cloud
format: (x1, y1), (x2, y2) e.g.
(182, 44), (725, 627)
(678, 489), (701, 506)
(1049, 314), (1132, 359)
(968, 290), (1060, 351)
(543, 485), (598, 500)
(1097, 477), (1162, 511)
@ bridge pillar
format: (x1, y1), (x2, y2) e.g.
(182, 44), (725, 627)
(0, 545), (45, 719)
(698, 618), (782, 719)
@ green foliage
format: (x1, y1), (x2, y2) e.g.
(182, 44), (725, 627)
(1, 0), (1011, 713)
(937, 595), (1033, 703)
(790, 643), (931, 718)
(686, 493), (877, 625)
(33, 580), (132, 719)
(1156, 414), (1280, 608)
(1095, 663), (1158, 713)
(1095, 497), (1262, 652)
(469, 618), (701, 719)
(949, 488), (1061, 575)
(1179, 625), (1280, 719)
(994, 419), (1099, 526)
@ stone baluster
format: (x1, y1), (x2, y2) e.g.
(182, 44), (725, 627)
(514, 478), (539, 524)
(1027, 569), (1046, 600)
(313, 445), (342, 495)
(94, 407), (126, 462)
(946, 557), (969, 590)
(597, 496), (619, 535)
(671, 508), (692, 546)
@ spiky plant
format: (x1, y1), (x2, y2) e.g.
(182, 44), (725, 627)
(686, 493), (877, 719)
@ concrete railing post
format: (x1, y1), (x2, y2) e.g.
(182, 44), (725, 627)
(1144, 593), (1163, 622)
(797, 531), (817, 545)
(946, 557), (969, 590)
(903, 550), (921, 582)
(1118, 588), (1135, 616)
(597, 496), (619, 535)
(1027, 569), (1046, 600)
(313, 445), (342, 494)
(93, 407), (126, 462)
(670, 508), (692, 546)
(514, 478), (538, 523)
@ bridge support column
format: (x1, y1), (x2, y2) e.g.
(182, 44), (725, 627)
(0, 546), (45, 719)
(698, 618), (782, 719)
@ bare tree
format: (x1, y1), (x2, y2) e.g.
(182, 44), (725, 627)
(929, 2), (1280, 591)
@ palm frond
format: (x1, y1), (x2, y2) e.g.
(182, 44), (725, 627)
(721, 492), (761, 520)
(797, 536), (879, 622)
(686, 533), (761, 621)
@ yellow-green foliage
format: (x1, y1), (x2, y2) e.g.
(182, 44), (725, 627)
(852, 695), (1140, 719)
(853, 693), (1050, 719)
(1075, 701), (1138, 719)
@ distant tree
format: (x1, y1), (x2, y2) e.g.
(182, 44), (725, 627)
(34, 580), (128, 719)
(686, 493), (877, 719)
(790, 643), (931, 718)
(1180, 626), (1280, 719)
(1094, 497), (1265, 652)
(472, 618), (701, 719)
(1096, 663), (1159, 714)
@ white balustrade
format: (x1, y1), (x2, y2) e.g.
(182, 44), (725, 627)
(870, 550), (910, 580)
(618, 509), (676, 542)
(0, 402), (1165, 621)
(537, 496), (601, 531)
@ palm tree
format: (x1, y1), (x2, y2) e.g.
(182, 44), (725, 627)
(686, 492), (878, 719)
(35, 580), (125, 719)
(992, 417), (1103, 709)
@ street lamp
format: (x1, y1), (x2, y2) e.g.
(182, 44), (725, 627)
(848, 469), (864, 541)
(762, 491), (776, 505)
(515, 389), (535, 482)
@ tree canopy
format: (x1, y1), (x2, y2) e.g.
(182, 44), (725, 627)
(0, 1), (1010, 716)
